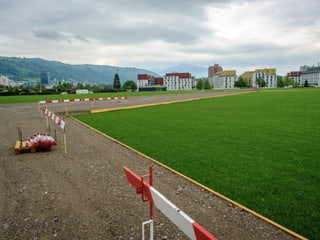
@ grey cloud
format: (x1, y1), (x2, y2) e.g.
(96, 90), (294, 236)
(32, 29), (90, 44)
(74, 35), (90, 43)
(88, 2), (211, 45)
(32, 29), (69, 41)
(92, 17), (208, 45)
(0, 0), (237, 46)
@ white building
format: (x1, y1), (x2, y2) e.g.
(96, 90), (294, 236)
(252, 68), (277, 88)
(76, 89), (89, 94)
(0, 75), (21, 87)
(300, 65), (320, 87)
(163, 72), (193, 90)
(0, 75), (10, 86)
(210, 70), (237, 89)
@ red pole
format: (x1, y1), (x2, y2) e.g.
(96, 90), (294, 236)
(149, 166), (154, 220)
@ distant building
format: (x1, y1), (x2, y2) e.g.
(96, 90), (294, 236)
(208, 63), (223, 78)
(137, 74), (166, 91)
(164, 72), (193, 90)
(0, 75), (20, 87)
(300, 64), (320, 87)
(0, 75), (10, 86)
(252, 68), (277, 88)
(287, 71), (302, 86)
(211, 70), (237, 89)
(40, 71), (50, 85)
(76, 89), (89, 94)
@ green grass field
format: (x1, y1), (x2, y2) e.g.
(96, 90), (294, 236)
(75, 89), (320, 239)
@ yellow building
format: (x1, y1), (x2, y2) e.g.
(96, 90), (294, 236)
(218, 70), (236, 77)
(240, 68), (277, 88)
(255, 68), (276, 75)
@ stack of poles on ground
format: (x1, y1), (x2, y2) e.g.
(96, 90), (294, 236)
(124, 166), (218, 240)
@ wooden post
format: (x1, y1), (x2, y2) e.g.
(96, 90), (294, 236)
(64, 127), (67, 154)
(65, 106), (68, 118)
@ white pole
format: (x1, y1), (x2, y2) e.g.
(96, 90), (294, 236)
(142, 220), (153, 240)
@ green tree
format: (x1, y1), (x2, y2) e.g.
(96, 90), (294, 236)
(256, 77), (266, 88)
(204, 79), (211, 89)
(113, 73), (121, 90)
(77, 83), (84, 89)
(104, 84), (113, 92)
(293, 81), (299, 88)
(122, 80), (137, 91)
(304, 80), (309, 87)
(277, 76), (284, 88)
(283, 76), (293, 87)
(196, 79), (204, 90)
(92, 85), (102, 93)
(63, 82), (72, 90)
(234, 76), (248, 88)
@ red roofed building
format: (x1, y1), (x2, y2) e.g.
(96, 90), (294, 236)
(137, 74), (165, 91)
(164, 72), (193, 90)
(287, 71), (302, 86)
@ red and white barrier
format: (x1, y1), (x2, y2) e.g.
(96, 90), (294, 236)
(124, 166), (217, 240)
(41, 107), (67, 154)
(43, 107), (66, 130)
(38, 96), (127, 105)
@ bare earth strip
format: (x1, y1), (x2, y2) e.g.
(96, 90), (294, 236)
(0, 91), (304, 239)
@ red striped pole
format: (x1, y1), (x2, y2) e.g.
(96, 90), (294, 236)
(123, 166), (217, 240)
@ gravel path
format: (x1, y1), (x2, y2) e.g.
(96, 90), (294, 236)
(0, 91), (303, 239)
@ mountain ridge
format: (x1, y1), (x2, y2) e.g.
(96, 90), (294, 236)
(155, 63), (208, 78)
(0, 56), (159, 85)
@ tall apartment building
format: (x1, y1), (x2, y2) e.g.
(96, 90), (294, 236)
(300, 65), (320, 87)
(211, 70), (237, 89)
(164, 72), (193, 90)
(208, 63), (223, 78)
(40, 71), (50, 85)
(252, 68), (277, 88)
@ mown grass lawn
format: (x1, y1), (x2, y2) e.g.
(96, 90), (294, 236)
(75, 89), (320, 239)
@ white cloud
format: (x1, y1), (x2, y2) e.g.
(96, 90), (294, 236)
(0, 0), (319, 75)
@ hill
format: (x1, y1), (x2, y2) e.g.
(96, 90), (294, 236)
(0, 56), (159, 85)
(156, 63), (208, 78)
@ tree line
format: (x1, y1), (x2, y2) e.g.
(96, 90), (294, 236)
(0, 73), (137, 96)
(1, 73), (311, 96)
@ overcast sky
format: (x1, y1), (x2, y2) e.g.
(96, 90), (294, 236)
(1, 0), (319, 75)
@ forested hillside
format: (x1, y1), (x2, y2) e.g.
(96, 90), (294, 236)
(0, 56), (158, 84)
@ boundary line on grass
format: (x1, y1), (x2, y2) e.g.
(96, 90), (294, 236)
(71, 114), (307, 240)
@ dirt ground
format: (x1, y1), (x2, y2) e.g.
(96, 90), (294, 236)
(0, 91), (303, 239)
